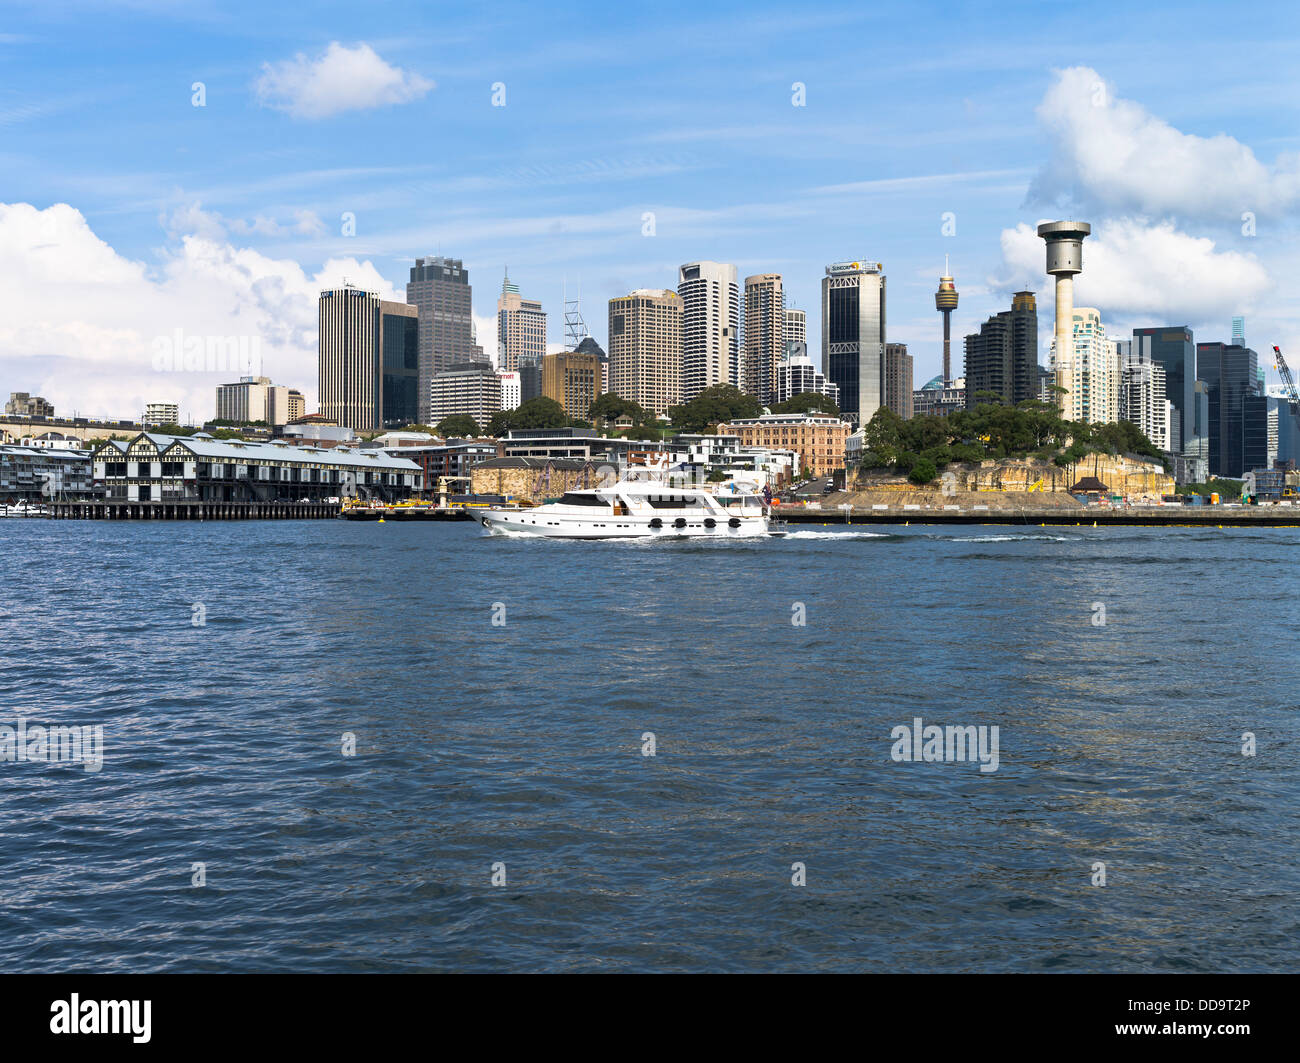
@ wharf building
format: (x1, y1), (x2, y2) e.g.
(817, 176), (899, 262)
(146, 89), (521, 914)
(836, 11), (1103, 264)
(92, 432), (420, 503)
(383, 439), (499, 491)
(775, 343), (840, 409)
(542, 349), (603, 421)
(679, 261), (739, 402)
(407, 256), (477, 422)
(428, 363), (504, 432)
(318, 288), (420, 431)
(963, 291), (1039, 407)
(0, 444), (94, 502)
(607, 289), (683, 416)
(716, 412), (852, 478)
(743, 273), (785, 404)
(821, 260), (886, 427)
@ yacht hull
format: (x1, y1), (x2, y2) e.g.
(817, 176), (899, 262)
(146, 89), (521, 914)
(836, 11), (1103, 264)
(475, 509), (771, 539)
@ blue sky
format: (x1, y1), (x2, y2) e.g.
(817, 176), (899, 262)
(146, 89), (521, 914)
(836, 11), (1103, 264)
(2, 0), (1299, 418)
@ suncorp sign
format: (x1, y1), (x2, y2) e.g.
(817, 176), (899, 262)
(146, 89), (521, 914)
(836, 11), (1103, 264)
(825, 260), (881, 275)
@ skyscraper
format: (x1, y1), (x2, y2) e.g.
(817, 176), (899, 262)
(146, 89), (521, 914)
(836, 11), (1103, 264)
(678, 261), (739, 402)
(821, 260), (886, 427)
(542, 350), (603, 421)
(1048, 307), (1120, 424)
(607, 289), (682, 415)
(497, 271), (547, 374)
(318, 288), (420, 431)
(962, 291), (1038, 408)
(1197, 341), (1261, 477)
(743, 273), (784, 404)
(1132, 327), (1195, 455)
(884, 342), (914, 419)
(407, 256), (476, 422)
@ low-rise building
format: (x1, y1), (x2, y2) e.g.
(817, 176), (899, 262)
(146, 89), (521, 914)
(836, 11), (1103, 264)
(91, 432), (421, 503)
(716, 413), (851, 478)
(6, 393), (54, 418)
(470, 456), (607, 503)
(0, 444), (94, 502)
(143, 402), (180, 428)
(913, 375), (967, 418)
(389, 440), (499, 493)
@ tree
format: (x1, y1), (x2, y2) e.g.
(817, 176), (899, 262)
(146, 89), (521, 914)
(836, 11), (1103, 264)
(488, 396), (569, 436)
(589, 393), (655, 427)
(435, 414), (481, 438)
(908, 457), (938, 485)
(770, 392), (841, 416)
(668, 384), (762, 433)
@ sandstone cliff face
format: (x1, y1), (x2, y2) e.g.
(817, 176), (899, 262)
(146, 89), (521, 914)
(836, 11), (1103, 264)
(848, 455), (1173, 499)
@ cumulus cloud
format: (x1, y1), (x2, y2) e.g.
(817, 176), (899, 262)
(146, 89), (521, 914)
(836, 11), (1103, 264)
(256, 42), (433, 120)
(997, 218), (1270, 323)
(0, 201), (400, 421)
(1030, 66), (1300, 218)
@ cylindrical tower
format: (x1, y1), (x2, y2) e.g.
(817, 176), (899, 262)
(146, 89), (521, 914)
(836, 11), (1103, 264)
(934, 262), (958, 385)
(1037, 221), (1090, 416)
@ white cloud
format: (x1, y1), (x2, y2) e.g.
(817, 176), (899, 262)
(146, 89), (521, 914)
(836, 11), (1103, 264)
(0, 201), (399, 422)
(256, 42), (433, 120)
(997, 218), (1271, 324)
(1030, 66), (1300, 218)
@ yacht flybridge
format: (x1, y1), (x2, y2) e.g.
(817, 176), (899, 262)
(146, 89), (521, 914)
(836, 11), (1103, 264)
(473, 479), (784, 539)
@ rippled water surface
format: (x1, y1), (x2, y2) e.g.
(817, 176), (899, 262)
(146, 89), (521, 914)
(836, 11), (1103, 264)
(1, 518), (1297, 972)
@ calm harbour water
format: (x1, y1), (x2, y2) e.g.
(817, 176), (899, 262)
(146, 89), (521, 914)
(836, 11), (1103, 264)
(1, 517), (1297, 972)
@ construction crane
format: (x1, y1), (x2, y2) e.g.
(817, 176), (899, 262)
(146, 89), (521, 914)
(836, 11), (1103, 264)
(1272, 345), (1299, 416)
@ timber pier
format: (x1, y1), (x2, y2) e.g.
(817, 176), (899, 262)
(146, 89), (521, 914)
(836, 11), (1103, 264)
(48, 501), (340, 520)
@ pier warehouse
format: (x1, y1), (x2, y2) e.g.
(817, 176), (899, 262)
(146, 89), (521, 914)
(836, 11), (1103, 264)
(91, 432), (422, 503)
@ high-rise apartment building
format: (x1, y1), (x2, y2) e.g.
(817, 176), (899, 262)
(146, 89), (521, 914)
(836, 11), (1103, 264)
(1120, 352), (1172, 452)
(743, 273), (784, 405)
(1131, 327), (1195, 455)
(215, 378), (284, 424)
(821, 260), (886, 427)
(775, 343), (840, 409)
(678, 261), (739, 401)
(963, 291), (1039, 408)
(497, 273), (547, 375)
(542, 350), (603, 421)
(607, 289), (682, 415)
(318, 288), (420, 431)
(406, 256), (476, 422)
(142, 402), (179, 428)
(883, 342), (914, 420)
(1049, 307), (1120, 424)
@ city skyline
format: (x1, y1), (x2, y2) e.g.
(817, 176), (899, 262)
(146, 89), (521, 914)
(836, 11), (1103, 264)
(1, 1), (1297, 422)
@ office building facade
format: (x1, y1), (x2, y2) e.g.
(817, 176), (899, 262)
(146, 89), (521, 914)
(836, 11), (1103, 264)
(607, 289), (683, 415)
(318, 289), (420, 431)
(428, 363), (504, 432)
(884, 342), (914, 420)
(1132, 327), (1195, 454)
(542, 350), (603, 422)
(1197, 342), (1261, 478)
(407, 256), (477, 422)
(821, 260), (886, 427)
(497, 274), (547, 375)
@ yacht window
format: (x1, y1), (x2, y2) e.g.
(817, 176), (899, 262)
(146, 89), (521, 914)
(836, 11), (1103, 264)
(557, 493), (611, 507)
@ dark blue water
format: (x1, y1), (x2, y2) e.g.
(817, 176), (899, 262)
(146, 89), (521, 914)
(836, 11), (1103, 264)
(1, 518), (1296, 972)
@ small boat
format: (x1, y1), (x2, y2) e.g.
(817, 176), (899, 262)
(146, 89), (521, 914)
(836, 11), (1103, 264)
(474, 478), (785, 539)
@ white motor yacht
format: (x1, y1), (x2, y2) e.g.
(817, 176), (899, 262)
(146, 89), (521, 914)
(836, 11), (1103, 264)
(474, 479), (784, 539)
